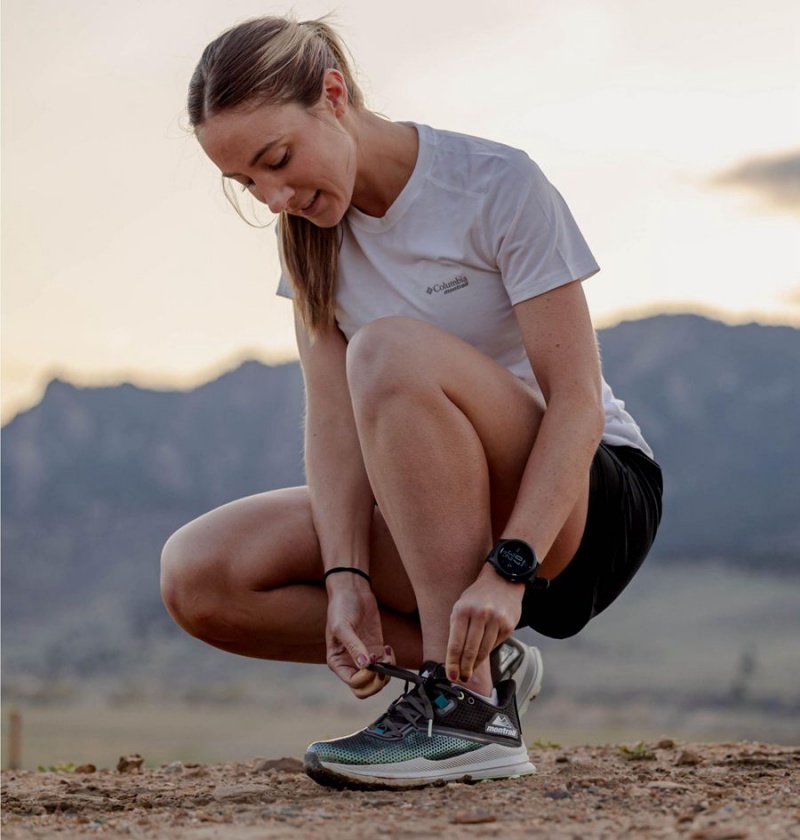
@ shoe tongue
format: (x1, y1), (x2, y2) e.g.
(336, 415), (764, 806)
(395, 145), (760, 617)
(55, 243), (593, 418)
(419, 661), (448, 681)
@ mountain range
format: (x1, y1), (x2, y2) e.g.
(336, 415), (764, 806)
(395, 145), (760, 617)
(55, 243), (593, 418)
(2, 313), (798, 680)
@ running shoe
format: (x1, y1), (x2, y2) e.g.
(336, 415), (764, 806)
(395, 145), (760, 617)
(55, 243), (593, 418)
(304, 661), (536, 790)
(489, 637), (544, 718)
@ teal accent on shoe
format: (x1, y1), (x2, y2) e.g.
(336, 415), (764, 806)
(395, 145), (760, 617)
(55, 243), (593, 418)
(307, 730), (483, 766)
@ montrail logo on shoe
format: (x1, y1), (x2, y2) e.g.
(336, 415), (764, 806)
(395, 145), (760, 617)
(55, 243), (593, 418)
(425, 274), (469, 296)
(485, 713), (518, 738)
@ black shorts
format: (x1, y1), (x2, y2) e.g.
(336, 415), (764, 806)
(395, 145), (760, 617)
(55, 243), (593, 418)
(518, 443), (663, 639)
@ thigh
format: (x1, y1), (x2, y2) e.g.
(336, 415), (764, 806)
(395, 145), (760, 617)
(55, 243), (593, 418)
(520, 444), (663, 639)
(164, 487), (418, 614)
(347, 316), (589, 565)
(348, 318), (542, 527)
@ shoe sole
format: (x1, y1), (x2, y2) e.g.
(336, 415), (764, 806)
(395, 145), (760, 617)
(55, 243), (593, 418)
(304, 746), (536, 791)
(511, 644), (544, 718)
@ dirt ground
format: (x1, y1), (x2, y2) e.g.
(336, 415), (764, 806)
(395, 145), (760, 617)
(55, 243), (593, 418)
(3, 740), (799, 839)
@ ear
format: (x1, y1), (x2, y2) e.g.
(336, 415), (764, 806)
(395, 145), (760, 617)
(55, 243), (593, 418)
(321, 69), (349, 117)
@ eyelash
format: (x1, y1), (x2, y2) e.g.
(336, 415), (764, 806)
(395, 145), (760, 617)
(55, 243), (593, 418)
(269, 151), (290, 171)
(235, 151), (290, 191)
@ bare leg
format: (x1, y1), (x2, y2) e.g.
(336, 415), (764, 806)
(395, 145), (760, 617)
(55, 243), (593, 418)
(347, 318), (590, 697)
(160, 487), (423, 667)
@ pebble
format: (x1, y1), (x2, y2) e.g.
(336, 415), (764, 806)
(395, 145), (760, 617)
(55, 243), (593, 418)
(646, 781), (686, 791)
(450, 811), (497, 824)
(253, 757), (304, 774)
(212, 784), (272, 804)
(677, 749), (703, 767)
(116, 755), (144, 774)
(73, 764), (97, 774)
(162, 761), (184, 775)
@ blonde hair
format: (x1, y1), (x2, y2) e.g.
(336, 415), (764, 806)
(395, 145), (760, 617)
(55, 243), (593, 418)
(188, 17), (364, 332)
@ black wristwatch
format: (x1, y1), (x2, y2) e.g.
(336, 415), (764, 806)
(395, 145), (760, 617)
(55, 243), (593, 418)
(485, 538), (548, 589)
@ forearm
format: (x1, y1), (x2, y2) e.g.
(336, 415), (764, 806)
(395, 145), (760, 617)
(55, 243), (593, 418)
(501, 392), (604, 565)
(304, 402), (375, 574)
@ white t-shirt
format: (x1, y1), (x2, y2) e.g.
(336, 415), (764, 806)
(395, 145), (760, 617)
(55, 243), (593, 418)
(277, 123), (652, 457)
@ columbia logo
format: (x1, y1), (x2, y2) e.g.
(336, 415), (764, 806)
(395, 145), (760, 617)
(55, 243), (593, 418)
(485, 713), (518, 738)
(426, 275), (469, 296)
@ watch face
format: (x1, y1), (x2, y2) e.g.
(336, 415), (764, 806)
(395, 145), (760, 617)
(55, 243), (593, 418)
(496, 540), (536, 578)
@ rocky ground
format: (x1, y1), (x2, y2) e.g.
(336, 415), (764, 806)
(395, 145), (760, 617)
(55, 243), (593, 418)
(2, 740), (799, 839)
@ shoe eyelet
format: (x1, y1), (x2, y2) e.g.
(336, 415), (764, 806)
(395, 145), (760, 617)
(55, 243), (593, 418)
(457, 692), (465, 700)
(467, 696), (475, 705)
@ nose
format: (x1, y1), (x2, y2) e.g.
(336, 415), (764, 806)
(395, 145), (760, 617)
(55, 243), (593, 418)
(255, 180), (294, 214)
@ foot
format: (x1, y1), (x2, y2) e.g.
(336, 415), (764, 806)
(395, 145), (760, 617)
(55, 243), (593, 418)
(304, 662), (536, 790)
(489, 638), (544, 718)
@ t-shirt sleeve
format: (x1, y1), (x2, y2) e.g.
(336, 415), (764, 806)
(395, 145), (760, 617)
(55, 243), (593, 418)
(274, 220), (295, 299)
(487, 153), (599, 306)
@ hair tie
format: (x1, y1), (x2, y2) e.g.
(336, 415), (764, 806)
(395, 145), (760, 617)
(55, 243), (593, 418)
(323, 566), (372, 584)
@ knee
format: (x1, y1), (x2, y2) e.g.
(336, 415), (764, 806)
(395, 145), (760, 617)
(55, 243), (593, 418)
(346, 317), (431, 414)
(160, 523), (229, 641)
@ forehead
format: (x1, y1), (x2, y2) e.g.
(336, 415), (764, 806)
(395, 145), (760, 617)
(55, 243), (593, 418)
(196, 101), (307, 169)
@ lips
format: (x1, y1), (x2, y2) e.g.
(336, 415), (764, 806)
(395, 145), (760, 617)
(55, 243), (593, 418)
(299, 190), (320, 215)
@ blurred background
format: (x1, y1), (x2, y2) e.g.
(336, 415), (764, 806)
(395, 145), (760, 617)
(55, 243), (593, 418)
(2, 0), (799, 770)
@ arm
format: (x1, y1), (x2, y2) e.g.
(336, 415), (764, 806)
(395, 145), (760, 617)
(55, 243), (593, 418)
(447, 280), (605, 679)
(295, 309), (391, 696)
(501, 279), (604, 562)
(296, 309), (374, 578)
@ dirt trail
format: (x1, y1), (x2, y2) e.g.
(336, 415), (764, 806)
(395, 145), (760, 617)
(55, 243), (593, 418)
(3, 741), (799, 839)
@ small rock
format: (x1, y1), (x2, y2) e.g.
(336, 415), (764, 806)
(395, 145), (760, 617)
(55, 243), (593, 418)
(117, 754), (144, 773)
(212, 784), (271, 804)
(253, 757), (304, 774)
(450, 811), (497, 824)
(544, 789), (572, 800)
(162, 761), (184, 775)
(646, 781), (685, 791)
(676, 749), (703, 767)
(656, 738), (676, 750)
(73, 764), (96, 774)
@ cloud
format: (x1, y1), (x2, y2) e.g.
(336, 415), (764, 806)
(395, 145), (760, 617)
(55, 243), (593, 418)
(781, 286), (800, 308)
(712, 149), (800, 215)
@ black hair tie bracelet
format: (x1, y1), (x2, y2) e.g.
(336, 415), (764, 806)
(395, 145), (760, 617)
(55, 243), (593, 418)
(323, 566), (372, 584)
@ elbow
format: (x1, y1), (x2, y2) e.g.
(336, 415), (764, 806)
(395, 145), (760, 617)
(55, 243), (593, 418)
(571, 390), (604, 449)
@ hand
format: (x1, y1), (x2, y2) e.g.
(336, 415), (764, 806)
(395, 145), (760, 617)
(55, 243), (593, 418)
(325, 576), (395, 698)
(445, 567), (524, 683)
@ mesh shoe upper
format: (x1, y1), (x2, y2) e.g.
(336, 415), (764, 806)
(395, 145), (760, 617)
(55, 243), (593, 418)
(307, 661), (523, 766)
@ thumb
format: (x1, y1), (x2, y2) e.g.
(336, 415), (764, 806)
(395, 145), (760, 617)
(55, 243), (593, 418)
(333, 622), (371, 669)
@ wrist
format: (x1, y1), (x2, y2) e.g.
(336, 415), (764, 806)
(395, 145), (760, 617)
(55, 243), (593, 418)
(484, 538), (547, 589)
(478, 561), (526, 590)
(324, 566), (372, 589)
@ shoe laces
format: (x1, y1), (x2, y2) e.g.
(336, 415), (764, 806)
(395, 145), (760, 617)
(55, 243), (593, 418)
(367, 663), (465, 738)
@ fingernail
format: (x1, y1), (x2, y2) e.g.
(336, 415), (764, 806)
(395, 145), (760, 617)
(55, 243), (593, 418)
(357, 655), (368, 668)
(448, 670), (458, 681)
(384, 646), (393, 657)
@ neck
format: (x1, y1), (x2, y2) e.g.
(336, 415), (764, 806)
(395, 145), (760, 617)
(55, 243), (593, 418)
(348, 111), (418, 217)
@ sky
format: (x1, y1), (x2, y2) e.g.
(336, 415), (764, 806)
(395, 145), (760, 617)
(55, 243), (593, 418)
(2, 0), (799, 422)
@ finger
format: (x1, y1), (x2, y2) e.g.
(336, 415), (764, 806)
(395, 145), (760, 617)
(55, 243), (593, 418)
(473, 623), (500, 673)
(459, 618), (487, 682)
(348, 667), (388, 699)
(331, 622), (371, 670)
(446, 611), (469, 683)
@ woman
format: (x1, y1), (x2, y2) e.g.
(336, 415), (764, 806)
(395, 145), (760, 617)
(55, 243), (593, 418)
(161, 15), (662, 790)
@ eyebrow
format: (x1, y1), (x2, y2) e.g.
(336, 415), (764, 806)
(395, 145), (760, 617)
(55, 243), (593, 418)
(222, 138), (281, 178)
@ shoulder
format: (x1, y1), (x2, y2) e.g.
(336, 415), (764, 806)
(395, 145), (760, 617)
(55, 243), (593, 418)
(416, 123), (542, 196)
